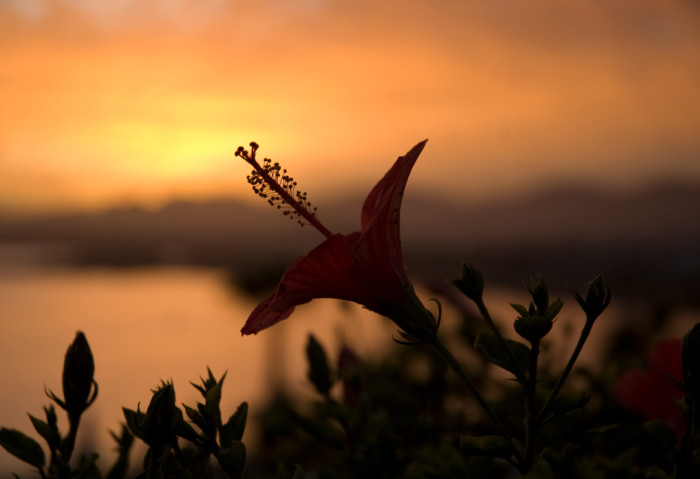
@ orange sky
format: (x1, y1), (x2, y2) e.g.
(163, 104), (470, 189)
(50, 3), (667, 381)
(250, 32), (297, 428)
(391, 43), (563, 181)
(1, 0), (700, 213)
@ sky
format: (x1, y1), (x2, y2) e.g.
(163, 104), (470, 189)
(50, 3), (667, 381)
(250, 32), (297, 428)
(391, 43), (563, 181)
(1, 0), (700, 214)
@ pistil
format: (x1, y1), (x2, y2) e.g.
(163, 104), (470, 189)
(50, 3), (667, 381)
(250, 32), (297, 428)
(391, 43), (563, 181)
(236, 142), (334, 239)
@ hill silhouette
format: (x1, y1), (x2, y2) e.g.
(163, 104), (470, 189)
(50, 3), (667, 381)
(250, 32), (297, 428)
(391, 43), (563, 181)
(1, 181), (698, 306)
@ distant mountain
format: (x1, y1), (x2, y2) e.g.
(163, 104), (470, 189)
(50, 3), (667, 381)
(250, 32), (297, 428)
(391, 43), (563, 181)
(1, 181), (699, 305)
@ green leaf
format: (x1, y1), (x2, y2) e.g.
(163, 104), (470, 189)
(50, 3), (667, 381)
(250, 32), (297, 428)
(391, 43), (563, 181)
(475, 332), (530, 378)
(175, 415), (201, 443)
(0, 428), (46, 469)
(545, 298), (563, 320)
(216, 441), (246, 478)
(221, 402), (248, 447)
(122, 407), (145, 440)
(28, 413), (59, 451)
(510, 303), (529, 317)
(183, 404), (206, 432)
(459, 434), (513, 459)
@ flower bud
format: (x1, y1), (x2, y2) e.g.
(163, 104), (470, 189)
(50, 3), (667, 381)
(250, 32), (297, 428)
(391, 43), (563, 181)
(451, 263), (484, 302)
(142, 382), (180, 447)
(306, 335), (333, 396)
(572, 275), (611, 322)
(526, 275), (549, 315)
(62, 331), (97, 417)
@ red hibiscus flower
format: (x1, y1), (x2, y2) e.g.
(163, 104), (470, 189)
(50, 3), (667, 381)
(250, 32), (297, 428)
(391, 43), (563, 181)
(615, 338), (685, 436)
(238, 140), (437, 341)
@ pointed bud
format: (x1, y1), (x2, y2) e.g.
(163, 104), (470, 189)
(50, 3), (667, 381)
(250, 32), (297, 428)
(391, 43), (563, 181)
(306, 335), (333, 396)
(142, 382), (180, 447)
(572, 275), (611, 322)
(451, 263), (484, 302)
(526, 275), (549, 316)
(62, 331), (97, 417)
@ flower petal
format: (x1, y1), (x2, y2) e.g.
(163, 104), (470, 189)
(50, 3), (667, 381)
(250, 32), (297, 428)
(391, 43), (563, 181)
(242, 233), (376, 335)
(359, 140), (427, 279)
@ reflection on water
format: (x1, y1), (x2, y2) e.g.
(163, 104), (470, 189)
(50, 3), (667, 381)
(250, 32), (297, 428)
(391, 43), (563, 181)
(0, 265), (395, 474)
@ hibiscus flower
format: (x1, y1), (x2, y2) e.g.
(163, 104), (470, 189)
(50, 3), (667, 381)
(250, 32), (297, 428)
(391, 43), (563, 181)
(615, 338), (685, 437)
(237, 140), (437, 342)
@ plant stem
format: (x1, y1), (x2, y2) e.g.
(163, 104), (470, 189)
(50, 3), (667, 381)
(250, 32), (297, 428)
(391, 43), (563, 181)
(523, 339), (541, 472)
(429, 337), (523, 465)
(474, 298), (528, 385)
(539, 316), (594, 420)
(60, 413), (81, 466)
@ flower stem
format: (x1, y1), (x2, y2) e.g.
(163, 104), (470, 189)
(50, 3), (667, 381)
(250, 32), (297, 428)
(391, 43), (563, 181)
(523, 338), (541, 471)
(429, 336), (523, 465)
(474, 297), (528, 385)
(539, 315), (594, 420)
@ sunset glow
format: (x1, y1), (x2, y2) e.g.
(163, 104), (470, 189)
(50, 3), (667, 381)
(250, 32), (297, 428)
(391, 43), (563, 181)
(2, 0), (700, 213)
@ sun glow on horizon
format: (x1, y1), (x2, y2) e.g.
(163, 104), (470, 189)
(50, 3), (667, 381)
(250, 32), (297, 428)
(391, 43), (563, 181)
(1, 0), (700, 214)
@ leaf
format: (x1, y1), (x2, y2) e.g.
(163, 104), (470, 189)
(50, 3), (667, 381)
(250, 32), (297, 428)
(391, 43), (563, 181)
(0, 428), (46, 469)
(175, 416), (201, 443)
(510, 303), (529, 317)
(475, 332), (530, 378)
(545, 298), (563, 320)
(216, 441), (246, 478)
(28, 414), (59, 451)
(204, 377), (224, 421)
(183, 404), (206, 432)
(221, 402), (248, 447)
(459, 434), (513, 459)
(122, 407), (145, 440)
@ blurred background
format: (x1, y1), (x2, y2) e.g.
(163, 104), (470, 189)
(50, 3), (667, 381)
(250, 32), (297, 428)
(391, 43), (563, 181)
(1, 0), (699, 474)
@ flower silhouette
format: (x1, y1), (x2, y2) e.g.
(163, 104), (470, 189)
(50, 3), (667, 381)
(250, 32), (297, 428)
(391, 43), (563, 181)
(240, 140), (437, 340)
(615, 338), (685, 436)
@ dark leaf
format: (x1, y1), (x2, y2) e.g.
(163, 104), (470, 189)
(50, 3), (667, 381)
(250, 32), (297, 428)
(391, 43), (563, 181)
(221, 402), (248, 447)
(0, 428), (46, 469)
(216, 441), (246, 479)
(122, 407), (145, 440)
(28, 414), (59, 451)
(475, 333), (530, 378)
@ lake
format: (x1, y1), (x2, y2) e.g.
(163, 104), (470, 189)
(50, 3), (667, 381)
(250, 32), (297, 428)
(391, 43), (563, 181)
(0, 263), (398, 474)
